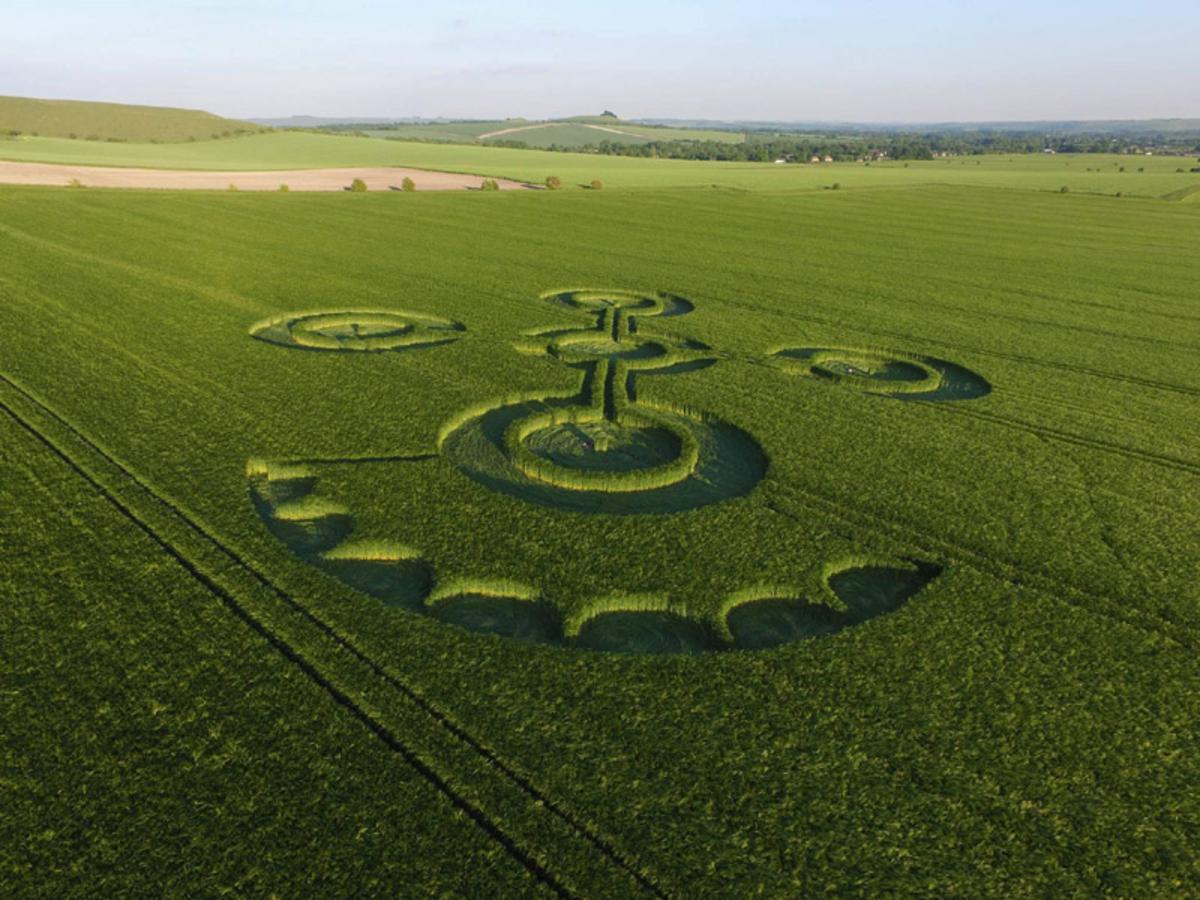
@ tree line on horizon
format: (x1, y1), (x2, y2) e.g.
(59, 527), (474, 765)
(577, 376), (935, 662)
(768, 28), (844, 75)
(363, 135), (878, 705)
(491, 129), (1200, 162)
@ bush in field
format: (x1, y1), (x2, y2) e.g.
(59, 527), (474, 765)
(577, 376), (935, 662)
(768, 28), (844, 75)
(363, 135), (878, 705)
(831, 182), (841, 190)
(480, 178), (500, 191)
(227, 183), (239, 192)
(278, 184), (290, 192)
(401, 176), (416, 192)
(545, 176), (562, 190)
(349, 178), (368, 192)
(67, 178), (84, 188)
(590, 180), (603, 190)
(1060, 185), (1070, 193)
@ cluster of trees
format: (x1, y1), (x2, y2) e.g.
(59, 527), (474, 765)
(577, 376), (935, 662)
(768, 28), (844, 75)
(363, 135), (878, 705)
(492, 131), (1200, 163)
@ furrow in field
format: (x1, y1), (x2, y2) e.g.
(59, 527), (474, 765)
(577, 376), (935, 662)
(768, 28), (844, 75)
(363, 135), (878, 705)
(0, 371), (669, 899)
(765, 481), (1199, 652)
(928, 403), (1200, 476)
(0, 396), (579, 899)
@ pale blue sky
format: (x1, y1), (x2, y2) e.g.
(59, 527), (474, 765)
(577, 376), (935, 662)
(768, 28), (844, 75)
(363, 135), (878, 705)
(4, 1), (1197, 121)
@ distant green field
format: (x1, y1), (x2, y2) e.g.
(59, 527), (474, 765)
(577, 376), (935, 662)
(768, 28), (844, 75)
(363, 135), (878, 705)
(2, 182), (1198, 894)
(359, 118), (744, 148)
(0, 95), (262, 142)
(2, 131), (1199, 197)
(481, 122), (653, 147)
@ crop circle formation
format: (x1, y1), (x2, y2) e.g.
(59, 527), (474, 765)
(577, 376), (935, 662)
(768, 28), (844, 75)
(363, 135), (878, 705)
(439, 288), (766, 513)
(246, 288), (991, 654)
(770, 346), (991, 401)
(249, 309), (465, 352)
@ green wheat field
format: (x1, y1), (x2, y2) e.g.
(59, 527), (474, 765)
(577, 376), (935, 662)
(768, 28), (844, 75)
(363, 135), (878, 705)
(2, 151), (1199, 895)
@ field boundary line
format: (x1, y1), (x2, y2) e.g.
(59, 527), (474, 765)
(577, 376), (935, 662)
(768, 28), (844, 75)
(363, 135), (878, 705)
(0, 396), (580, 899)
(0, 371), (668, 899)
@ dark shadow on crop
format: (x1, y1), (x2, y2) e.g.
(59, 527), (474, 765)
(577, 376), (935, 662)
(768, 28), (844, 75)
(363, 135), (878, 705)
(320, 558), (432, 611)
(428, 595), (563, 644)
(726, 600), (846, 650)
(725, 561), (941, 651)
(829, 561), (942, 622)
(527, 420), (681, 473)
(574, 611), (719, 654)
(892, 361), (991, 402)
(251, 491), (354, 558)
(773, 347), (991, 402)
(253, 475), (317, 506)
(441, 397), (766, 515)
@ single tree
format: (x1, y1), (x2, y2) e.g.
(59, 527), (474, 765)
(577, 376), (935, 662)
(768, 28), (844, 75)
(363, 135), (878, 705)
(349, 178), (368, 192)
(590, 179), (603, 190)
(278, 184), (290, 192)
(401, 176), (416, 192)
(545, 175), (562, 190)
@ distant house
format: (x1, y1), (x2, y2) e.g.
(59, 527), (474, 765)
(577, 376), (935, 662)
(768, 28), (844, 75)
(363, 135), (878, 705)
(774, 158), (787, 164)
(867, 149), (887, 161)
(1042, 148), (1057, 154)
(810, 155), (821, 163)
(823, 154), (833, 162)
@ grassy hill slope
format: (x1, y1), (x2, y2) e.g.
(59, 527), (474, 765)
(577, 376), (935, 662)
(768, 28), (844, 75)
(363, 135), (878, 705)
(357, 117), (744, 148)
(0, 95), (265, 142)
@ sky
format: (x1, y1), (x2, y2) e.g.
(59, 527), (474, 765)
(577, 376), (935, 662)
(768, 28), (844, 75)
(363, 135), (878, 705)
(4, 0), (1198, 122)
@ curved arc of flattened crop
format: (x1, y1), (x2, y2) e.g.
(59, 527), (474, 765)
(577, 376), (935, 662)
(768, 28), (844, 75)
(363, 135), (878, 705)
(767, 344), (991, 401)
(243, 287), (964, 655)
(249, 308), (466, 353)
(246, 456), (944, 654)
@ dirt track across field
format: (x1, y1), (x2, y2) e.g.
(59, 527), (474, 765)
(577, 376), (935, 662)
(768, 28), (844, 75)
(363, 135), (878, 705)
(0, 161), (532, 191)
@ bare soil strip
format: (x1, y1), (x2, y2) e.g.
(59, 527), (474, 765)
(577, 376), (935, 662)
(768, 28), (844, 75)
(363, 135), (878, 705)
(582, 123), (648, 139)
(0, 161), (531, 191)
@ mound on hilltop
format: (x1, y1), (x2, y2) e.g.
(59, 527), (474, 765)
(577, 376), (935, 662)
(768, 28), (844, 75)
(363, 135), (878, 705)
(0, 95), (265, 143)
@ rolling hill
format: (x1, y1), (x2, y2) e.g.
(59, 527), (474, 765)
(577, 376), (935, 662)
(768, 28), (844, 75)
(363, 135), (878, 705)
(0, 95), (266, 142)
(312, 114), (746, 148)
